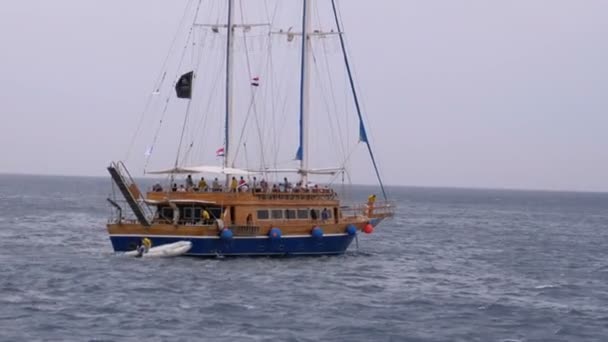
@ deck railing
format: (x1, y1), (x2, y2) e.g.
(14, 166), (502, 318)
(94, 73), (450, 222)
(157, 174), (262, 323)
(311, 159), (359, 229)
(149, 187), (339, 201)
(340, 201), (396, 218)
(253, 190), (337, 201)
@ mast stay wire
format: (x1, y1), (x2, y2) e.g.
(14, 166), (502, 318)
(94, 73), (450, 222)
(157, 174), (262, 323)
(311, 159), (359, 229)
(125, 0), (195, 163)
(174, 0), (204, 169)
(317, 17), (348, 162)
(144, 0), (203, 173)
(230, 0), (270, 174)
(263, 3), (294, 179)
(180, 9), (220, 166)
(331, 0), (388, 200)
(257, 0), (297, 178)
(310, 46), (345, 167)
(144, 0), (202, 173)
(183, 49), (225, 166)
(311, 38), (350, 167)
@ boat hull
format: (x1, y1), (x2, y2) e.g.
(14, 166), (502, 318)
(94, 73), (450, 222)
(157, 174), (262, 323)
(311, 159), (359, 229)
(109, 234), (356, 256)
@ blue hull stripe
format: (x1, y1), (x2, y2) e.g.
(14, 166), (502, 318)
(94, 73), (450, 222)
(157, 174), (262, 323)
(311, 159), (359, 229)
(110, 233), (349, 239)
(109, 234), (355, 256)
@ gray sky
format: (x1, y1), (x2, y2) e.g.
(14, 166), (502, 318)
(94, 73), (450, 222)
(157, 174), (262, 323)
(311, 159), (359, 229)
(1, 1), (607, 192)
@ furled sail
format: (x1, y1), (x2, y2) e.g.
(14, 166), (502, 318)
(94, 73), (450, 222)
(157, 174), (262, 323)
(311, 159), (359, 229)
(175, 71), (194, 99)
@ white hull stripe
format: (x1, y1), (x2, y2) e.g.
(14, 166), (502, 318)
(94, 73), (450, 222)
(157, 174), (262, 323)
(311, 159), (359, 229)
(182, 251), (345, 256)
(109, 233), (349, 239)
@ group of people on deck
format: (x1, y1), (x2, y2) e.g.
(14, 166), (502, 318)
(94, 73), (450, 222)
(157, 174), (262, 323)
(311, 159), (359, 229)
(154, 175), (333, 194)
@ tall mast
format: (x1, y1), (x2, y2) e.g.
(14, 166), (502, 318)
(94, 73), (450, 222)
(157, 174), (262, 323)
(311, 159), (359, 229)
(224, 0), (235, 184)
(297, 0), (312, 184)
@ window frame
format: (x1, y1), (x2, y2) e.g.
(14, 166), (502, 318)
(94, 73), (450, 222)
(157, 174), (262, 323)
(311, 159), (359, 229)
(271, 209), (284, 219)
(285, 209), (296, 219)
(297, 209), (309, 219)
(257, 210), (270, 220)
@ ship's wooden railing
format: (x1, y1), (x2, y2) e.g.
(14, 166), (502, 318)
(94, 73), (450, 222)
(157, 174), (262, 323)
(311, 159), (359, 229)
(253, 190), (337, 201)
(147, 187), (339, 201)
(340, 201), (395, 218)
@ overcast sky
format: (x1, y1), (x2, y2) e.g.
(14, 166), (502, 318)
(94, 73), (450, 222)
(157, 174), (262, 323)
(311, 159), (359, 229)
(1, 1), (607, 192)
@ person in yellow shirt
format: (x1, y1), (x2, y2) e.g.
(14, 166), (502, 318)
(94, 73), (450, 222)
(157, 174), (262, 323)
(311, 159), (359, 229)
(230, 177), (238, 193)
(367, 194), (377, 216)
(201, 209), (211, 224)
(198, 177), (208, 192)
(142, 237), (152, 251)
(136, 237), (152, 257)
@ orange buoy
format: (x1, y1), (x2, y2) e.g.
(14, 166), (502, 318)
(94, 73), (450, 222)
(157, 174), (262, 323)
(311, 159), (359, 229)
(363, 224), (374, 234)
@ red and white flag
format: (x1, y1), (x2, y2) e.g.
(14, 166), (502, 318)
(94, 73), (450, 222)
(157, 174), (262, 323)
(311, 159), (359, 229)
(216, 147), (225, 157)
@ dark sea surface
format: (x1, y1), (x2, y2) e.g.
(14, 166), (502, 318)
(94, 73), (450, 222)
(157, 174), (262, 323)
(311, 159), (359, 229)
(1, 174), (608, 341)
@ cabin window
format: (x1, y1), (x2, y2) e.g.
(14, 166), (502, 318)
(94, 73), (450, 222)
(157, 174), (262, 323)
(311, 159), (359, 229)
(257, 210), (269, 220)
(193, 208), (202, 220)
(183, 207), (193, 219)
(285, 209), (296, 219)
(297, 209), (309, 219)
(310, 209), (320, 220)
(207, 207), (222, 219)
(161, 207), (173, 220)
(271, 209), (283, 219)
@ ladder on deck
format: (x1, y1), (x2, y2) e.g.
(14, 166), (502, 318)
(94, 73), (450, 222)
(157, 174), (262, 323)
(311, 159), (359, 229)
(107, 161), (151, 226)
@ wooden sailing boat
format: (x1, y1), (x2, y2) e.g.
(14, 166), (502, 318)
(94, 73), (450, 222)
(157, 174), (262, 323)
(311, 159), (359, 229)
(106, 0), (394, 256)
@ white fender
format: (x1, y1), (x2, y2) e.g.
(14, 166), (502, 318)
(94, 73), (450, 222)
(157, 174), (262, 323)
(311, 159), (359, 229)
(215, 219), (225, 231)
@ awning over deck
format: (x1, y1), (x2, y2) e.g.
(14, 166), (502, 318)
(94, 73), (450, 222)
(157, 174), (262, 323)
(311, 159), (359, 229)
(252, 167), (345, 175)
(146, 165), (254, 176)
(144, 199), (216, 205)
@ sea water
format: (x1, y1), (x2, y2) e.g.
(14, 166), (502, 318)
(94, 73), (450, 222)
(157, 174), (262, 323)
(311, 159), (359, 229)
(1, 174), (608, 341)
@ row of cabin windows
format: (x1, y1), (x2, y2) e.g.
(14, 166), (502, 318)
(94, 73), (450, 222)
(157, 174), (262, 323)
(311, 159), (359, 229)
(257, 209), (332, 220)
(159, 206), (222, 221)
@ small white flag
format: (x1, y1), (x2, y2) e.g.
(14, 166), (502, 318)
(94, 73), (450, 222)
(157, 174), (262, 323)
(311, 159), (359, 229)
(144, 146), (153, 157)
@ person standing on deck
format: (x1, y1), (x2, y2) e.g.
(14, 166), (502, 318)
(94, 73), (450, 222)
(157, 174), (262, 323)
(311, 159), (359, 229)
(212, 178), (221, 192)
(260, 179), (268, 193)
(321, 208), (330, 222)
(310, 209), (318, 221)
(283, 177), (292, 192)
(238, 176), (247, 192)
(198, 177), (208, 192)
(230, 177), (238, 193)
(185, 175), (194, 191)
(367, 194), (377, 216)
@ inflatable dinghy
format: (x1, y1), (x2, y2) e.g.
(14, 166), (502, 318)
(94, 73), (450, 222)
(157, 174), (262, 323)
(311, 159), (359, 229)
(125, 241), (192, 258)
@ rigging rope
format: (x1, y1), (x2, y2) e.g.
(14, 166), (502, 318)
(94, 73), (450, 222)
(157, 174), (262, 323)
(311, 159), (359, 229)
(149, 0), (203, 172)
(317, 14), (348, 161)
(180, 11), (217, 166)
(231, 0), (269, 172)
(330, 0), (388, 201)
(125, 0), (195, 163)
(310, 43), (348, 167)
